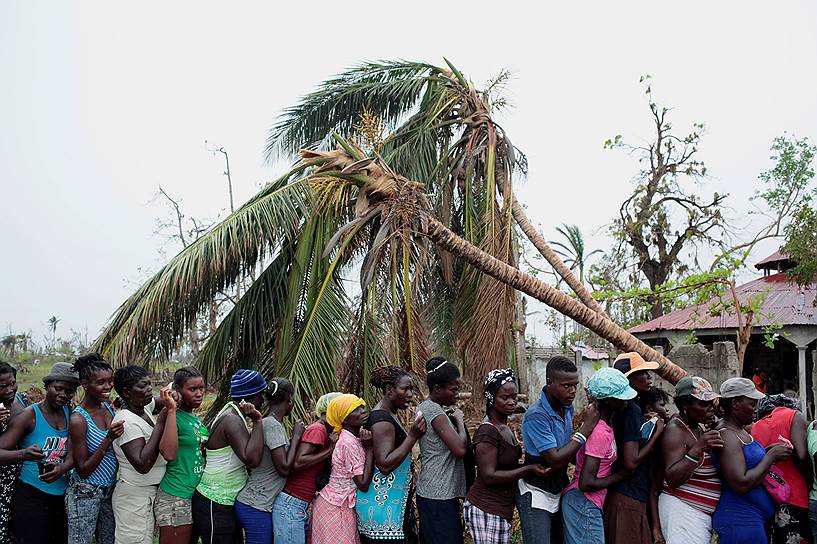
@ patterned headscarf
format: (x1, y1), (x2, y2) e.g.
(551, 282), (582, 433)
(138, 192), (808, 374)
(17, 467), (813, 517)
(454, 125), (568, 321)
(326, 394), (366, 433)
(484, 368), (517, 406)
(757, 393), (801, 418)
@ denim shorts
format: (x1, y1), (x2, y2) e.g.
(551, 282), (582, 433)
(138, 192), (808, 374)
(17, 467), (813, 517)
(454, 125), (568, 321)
(154, 487), (193, 527)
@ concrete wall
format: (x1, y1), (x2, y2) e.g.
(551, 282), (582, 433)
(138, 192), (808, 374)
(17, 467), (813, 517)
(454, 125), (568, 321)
(527, 342), (740, 410)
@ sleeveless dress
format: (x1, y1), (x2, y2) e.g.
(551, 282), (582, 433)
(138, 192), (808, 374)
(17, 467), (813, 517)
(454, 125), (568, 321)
(712, 431), (775, 544)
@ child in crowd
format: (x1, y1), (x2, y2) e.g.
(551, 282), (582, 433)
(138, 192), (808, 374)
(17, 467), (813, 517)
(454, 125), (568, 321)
(111, 365), (175, 544)
(156, 367), (209, 544)
(464, 368), (548, 544)
(66, 354), (124, 544)
(192, 369), (266, 544)
(416, 357), (469, 544)
(311, 394), (374, 544)
(273, 391), (341, 544)
(0, 362), (79, 543)
(562, 367), (634, 544)
(235, 377), (304, 544)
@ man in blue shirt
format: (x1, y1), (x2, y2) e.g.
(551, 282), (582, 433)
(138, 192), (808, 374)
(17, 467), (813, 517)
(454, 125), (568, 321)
(518, 356), (599, 544)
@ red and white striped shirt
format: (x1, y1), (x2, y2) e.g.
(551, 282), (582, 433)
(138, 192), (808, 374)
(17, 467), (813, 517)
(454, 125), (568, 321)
(662, 451), (722, 514)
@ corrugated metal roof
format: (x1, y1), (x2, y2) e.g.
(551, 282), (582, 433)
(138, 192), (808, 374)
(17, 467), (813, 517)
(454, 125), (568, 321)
(755, 249), (792, 270)
(629, 272), (817, 334)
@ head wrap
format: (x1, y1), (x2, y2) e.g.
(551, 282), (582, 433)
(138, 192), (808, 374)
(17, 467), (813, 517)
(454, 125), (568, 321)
(315, 392), (342, 417)
(484, 368), (516, 405)
(230, 369), (268, 398)
(326, 394), (366, 433)
(757, 393), (801, 418)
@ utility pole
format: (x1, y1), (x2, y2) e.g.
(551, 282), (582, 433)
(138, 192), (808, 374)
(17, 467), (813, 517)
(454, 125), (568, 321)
(217, 147), (235, 213)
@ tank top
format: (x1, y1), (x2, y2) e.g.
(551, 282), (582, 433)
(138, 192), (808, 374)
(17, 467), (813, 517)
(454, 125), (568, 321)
(73, 404), (118, 486)
(713, 432), (775, 520)
(195, 402), (250, 505)
(751, 406), (808, 509)
(662, 417), (722, 514)
(18, 404), (70, 495)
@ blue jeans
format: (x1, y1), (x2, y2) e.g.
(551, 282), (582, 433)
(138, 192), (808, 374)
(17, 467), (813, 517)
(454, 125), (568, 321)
(416, 496), (463, 544)
(234, 500), (273, 544)
(516, 489), (558, 544)
(272, 492), (310, 544)
(65, 479), (115, 544)
(561, 488), (604, 544)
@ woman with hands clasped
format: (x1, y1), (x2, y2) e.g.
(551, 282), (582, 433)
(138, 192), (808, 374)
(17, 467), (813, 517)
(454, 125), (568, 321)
(657, 377), (722, 544)
(0, 362), (79, 543)
(712, 377), (792, 544)
(464, 369), (548, 544)
(110, 365), (178, 544)
(311, 394), (375, 544)
(357, 366), (426, 543)
(66, 354), (124, 544)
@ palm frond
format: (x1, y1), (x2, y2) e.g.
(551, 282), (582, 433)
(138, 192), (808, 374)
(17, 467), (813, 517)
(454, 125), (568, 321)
(94, 170), (311, 365)
(266, 60), (440, 161)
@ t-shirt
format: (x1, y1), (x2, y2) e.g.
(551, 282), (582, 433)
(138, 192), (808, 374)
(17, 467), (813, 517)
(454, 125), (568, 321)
(520, 390), (574, 494)
(416, 399), (466, 500)
(611, 400), (649, 502)
(466, 422), (522, 521)
(236, 417), (290, 512)
(113, 407), (166, 486)
(564, 419), (616, 510)
(160, 410), (209, 499)
(283, 422), (329, 502)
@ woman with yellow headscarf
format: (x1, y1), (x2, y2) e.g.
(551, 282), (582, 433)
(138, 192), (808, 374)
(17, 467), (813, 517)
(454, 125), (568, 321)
(272, 392), (341, 544)
(311, 394), (375, 544)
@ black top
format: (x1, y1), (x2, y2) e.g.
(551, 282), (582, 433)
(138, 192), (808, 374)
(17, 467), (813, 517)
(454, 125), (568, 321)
(368, 409), (408, 448)
(611, 400), (649, 502)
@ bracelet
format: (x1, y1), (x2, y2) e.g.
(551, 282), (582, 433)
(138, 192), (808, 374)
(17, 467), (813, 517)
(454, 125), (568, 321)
(572, 432), (587, 446)
(683, 453), (701, 464)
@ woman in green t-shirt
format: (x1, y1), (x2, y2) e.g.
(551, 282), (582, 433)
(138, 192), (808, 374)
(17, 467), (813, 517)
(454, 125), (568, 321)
(156, 367), (209, 544)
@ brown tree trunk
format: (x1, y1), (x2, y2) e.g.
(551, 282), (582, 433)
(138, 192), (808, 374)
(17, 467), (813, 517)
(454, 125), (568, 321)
(425, 216), (688, 384)
(511, 197), (608, 318)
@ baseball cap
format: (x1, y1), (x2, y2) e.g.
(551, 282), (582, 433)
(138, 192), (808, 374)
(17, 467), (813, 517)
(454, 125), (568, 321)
(613, 352), (660, 377)
(675, 376), (719, 401)
(587, 367), (637, 401)
(720, 377), (765, 400)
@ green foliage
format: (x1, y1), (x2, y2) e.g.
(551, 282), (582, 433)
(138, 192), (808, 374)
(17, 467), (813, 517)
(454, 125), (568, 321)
(784, 205), (817, 285)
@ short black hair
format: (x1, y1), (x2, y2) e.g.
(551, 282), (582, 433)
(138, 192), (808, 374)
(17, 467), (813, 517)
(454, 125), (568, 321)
(0, 362), (16, 378)
(73, 353), (113, 382)
(425, 357), (460, 389)
(546, 356), (577, 378)
(640, 387), (669, 412)
(113, 365), (149, 398)
(267, 377), (295, 404)
(370, 366), (410, 391)
(173, 366), (202, 389)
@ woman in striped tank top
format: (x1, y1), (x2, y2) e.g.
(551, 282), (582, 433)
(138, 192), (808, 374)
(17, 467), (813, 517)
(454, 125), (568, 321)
(657, 377), (723, 544)
(66, 353), (124, 544)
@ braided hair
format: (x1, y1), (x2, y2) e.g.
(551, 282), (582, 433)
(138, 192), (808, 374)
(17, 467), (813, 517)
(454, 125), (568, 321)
(173, 366), (202, 389)
(73, 353), (113, 382)
(370, 366), (409, 392)
(113, 365), (149, 399)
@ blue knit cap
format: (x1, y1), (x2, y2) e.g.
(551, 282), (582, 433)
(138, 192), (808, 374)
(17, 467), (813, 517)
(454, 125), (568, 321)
(230, 369), (268, 398)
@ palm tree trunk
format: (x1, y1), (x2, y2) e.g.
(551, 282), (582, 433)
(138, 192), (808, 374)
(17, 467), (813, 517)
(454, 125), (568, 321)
(425, 216), (687, 384)
(511, 197), (608, 318)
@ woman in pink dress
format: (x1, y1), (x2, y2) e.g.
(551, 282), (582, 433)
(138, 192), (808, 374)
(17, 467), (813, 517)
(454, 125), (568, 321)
(311, 394), (374, 544)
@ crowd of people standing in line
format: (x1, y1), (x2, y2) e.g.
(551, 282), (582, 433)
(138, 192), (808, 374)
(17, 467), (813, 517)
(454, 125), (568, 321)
(0, 351), (814, 544)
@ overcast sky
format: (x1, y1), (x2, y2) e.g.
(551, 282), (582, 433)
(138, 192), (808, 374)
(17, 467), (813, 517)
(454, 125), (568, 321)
(2, 1), (816, 346)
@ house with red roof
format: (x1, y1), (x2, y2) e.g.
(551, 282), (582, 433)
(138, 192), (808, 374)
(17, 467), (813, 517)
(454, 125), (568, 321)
(630, 251), (817, 411)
